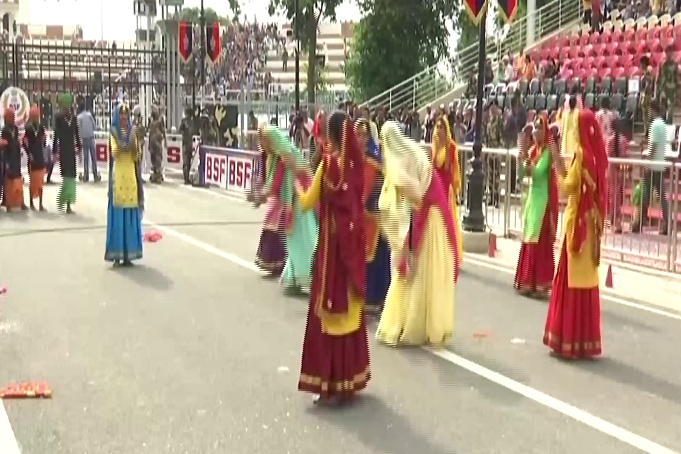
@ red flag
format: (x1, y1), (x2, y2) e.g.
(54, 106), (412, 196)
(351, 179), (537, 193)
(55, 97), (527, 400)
(205, 23), (221, 64)
(178, 21), (193, 63)
(464, 0), (488, 26)
(498, 0), (518, 24)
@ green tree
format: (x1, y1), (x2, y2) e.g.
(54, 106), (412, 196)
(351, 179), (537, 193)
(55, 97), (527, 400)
(345, 0), (457, 105)
(303, 61), (330, 96)
(268, 0), (344, 108)
(178, 6), (237, 25)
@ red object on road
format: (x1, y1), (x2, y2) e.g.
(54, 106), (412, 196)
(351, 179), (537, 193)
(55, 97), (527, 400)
(605, 264), (613, 288)
(0, 382), (52, 399)
(143, 230), (163, 243)
(488, 233), (497, 258)
(0, 286), (6, 295)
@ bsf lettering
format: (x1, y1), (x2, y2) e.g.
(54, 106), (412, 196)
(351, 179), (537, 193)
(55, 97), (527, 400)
(206, 155), (226, 183)
(96, 143), (108, 162)
(166, 146), (181, 164)
(228, 159), (252, 189)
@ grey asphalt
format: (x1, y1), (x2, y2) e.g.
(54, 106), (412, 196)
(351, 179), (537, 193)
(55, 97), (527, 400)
(0, 179), (679, 454)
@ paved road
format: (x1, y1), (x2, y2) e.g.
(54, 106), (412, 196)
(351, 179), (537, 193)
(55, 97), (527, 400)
(0, 180), (680, 454)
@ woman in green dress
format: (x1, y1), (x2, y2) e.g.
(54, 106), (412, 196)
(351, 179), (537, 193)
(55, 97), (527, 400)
(259, 126), (318, 292)
(514, 114), (559, 299)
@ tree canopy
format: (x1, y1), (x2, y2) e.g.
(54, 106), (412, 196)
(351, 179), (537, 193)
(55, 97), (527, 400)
(177, 6), (237, 25)
(267, 0), (344, 106)
(344, 0), (457, 103)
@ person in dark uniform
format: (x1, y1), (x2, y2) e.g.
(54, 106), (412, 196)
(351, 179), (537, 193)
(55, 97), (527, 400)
(0, 107), (26, 212)
(53, 92), (82, 214)
(179, 107), (194, 184)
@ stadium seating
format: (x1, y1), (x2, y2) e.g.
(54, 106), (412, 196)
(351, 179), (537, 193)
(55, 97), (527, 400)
(449, 13), (681, 135)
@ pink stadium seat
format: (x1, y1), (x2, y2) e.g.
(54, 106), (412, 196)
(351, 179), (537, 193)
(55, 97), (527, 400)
(624, 29), (635, 42)
(628, 66), (641, 78)
(580, 33), (590, 46)
(612, 29), (623, 43)
(590, 32), (601, 44)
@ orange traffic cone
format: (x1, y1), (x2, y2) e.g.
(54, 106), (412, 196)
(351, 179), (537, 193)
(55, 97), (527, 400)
(604, 264), (613, 288)
(488, 233), (497, 258)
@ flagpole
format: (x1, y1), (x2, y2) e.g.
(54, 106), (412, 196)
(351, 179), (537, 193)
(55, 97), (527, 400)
(199, 0), (205, 109)
(100, 0), (104, 42)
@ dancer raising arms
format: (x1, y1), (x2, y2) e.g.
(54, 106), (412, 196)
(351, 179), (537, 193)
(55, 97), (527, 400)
(514, 114), (559, 299)
(376, 121), (459, 348)
(259, 125), (317, 292)
(296, 111), (370, 405)
(253, 125), (287, 276)
(544, 107), (607, 359)
(431, 114), (464, 265)
(104, 104), (144, 267)
(355, 118), (390, 315)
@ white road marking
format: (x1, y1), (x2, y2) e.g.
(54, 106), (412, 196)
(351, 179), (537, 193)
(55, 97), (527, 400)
(3, 187), (670, 454)
(173, 182), (681, 321)
(83, 188), (678, 453)
(463, 256), (681, 321)
(429, 349), (679, 454)
(0, 402), (21, 454)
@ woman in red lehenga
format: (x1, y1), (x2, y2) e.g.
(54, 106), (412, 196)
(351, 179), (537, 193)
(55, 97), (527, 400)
(514, 114), (559, 299)
(544, 107), (607, 360)
(295, 110), (370, 405)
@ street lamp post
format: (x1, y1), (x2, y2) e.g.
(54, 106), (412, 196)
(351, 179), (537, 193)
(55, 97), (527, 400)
(462, 11), (487, 233)
(293, 0), (300, 112)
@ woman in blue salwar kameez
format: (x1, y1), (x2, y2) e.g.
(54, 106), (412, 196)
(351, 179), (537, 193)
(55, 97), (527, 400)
(356, 119), (390, 315)
(105, 104), (144, 267)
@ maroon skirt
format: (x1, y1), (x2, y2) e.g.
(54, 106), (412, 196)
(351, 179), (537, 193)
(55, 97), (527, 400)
(298, 294), (370, 399)
(543, 243), (602, 359)
(514, 211), (555, 294)
(255, 229), (286, 275)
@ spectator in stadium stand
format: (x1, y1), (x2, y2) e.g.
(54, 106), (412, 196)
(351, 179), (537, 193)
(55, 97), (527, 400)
(451, 114), (467, 145)
(423, 105), (434, 143)
(591, 0), (601, 31)
(513, 48), (525, 76)
(583, 0), (593, 26)
(505, 92), (526, 194)
(282, 48), (288, 72)
(484, 59), (494, 84)
(502, 56), (514, 84)
(447, 103), (457, 135)
(655, 45), (680, 124)
(607, 117), (627, 234)
(485, 100), (503, 207)
(635, 99), (669, 235)
(522, 54), (535, 81)
(595, 97), (616, 141)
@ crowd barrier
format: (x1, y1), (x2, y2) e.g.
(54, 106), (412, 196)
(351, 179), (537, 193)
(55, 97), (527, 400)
(195, 142), (681, 274)
(20, 132), (202, 177)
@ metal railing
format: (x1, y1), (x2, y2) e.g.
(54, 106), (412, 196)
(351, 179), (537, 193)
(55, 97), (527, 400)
(358, 0), (582, 113)
(453, 145), (681, 274)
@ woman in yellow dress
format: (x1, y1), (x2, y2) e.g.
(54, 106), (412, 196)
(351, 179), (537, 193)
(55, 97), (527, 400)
(375, 121), (459, 347)
(104, 104), (144, 266)
(431, 114), (464, 265)
(543, 107), (606, 359)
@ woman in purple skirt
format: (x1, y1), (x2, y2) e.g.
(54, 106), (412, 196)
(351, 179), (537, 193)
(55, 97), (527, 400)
(254, 125), (287, 276)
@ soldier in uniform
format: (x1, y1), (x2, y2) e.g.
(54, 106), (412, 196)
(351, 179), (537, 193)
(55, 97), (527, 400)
(655, 45), (680, 124)
(485, 99), (504, 208)
(179, 107), (194, 185)
(639, 55), (654, 137)
(147, 105), (166, 184)
(133, 106), (147, 182)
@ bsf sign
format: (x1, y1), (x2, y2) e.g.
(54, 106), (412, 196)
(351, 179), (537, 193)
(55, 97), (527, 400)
(227, 156), (253, 193)
(204, 153), (227, 188)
